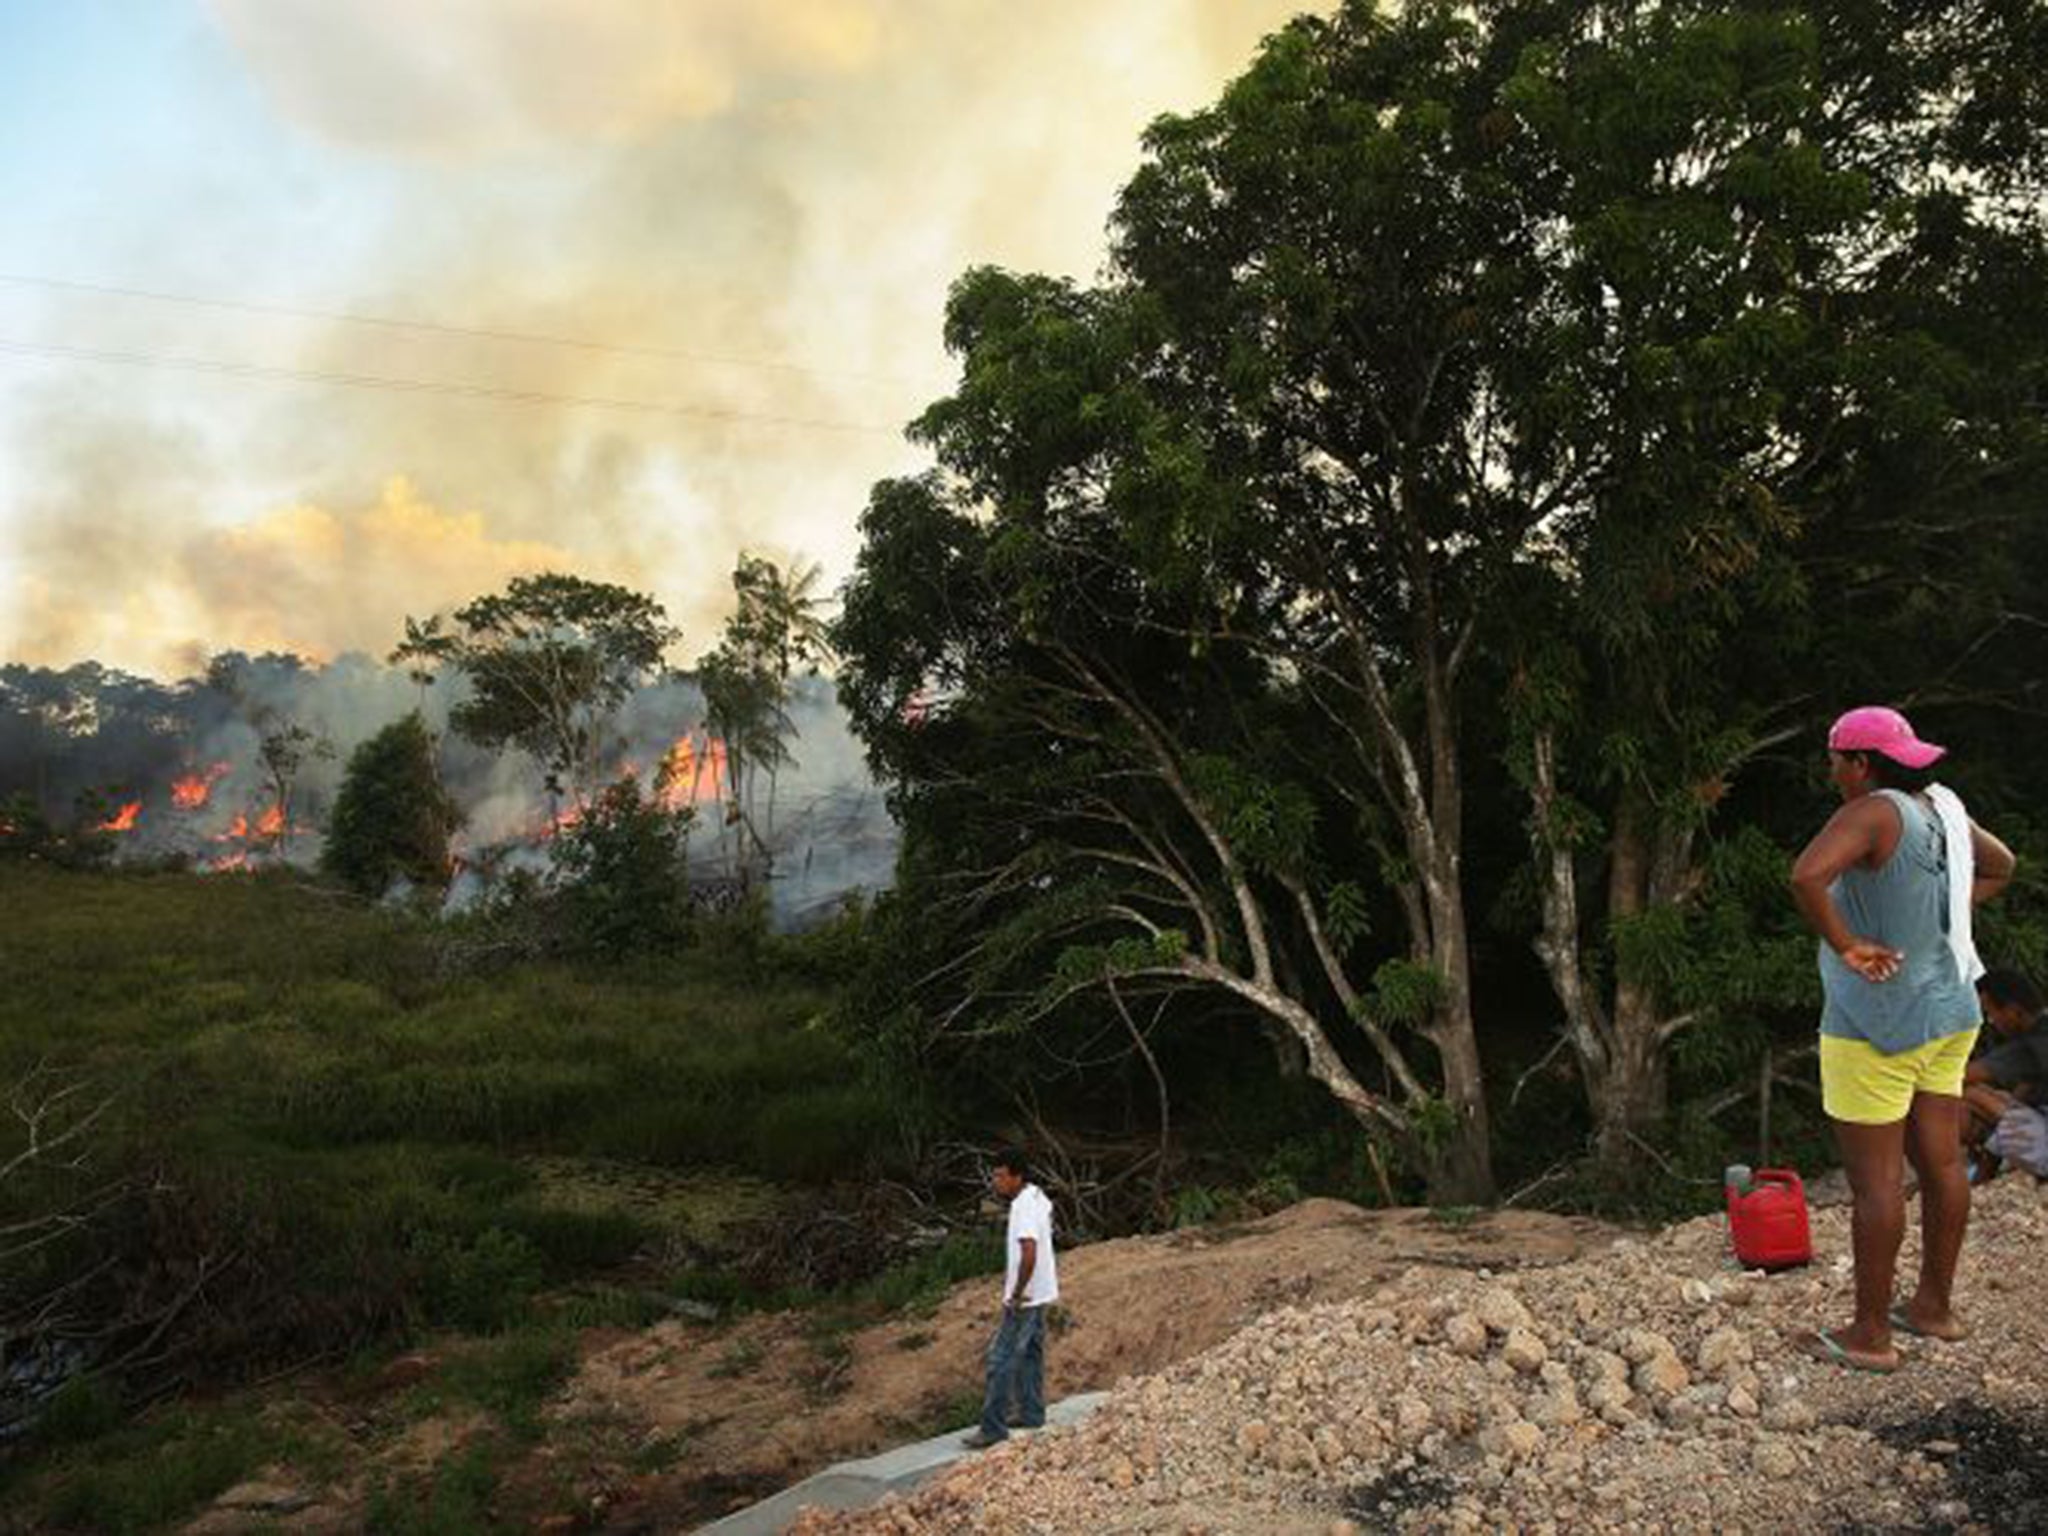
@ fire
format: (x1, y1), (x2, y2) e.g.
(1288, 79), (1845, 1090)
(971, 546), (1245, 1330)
(97, 801), (141, 833)
(656, 735), (729, 810)
(213, 803), (290, 845)
(172, 762), (232, 810)
(533, 803), (583, 840)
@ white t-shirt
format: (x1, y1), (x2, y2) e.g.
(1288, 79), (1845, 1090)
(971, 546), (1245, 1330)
(1003, 1184), (1059, 1307)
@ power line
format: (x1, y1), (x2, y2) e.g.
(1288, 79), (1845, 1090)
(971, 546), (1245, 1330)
(0, 336), (906, 434)
(0, 271), (952, 390)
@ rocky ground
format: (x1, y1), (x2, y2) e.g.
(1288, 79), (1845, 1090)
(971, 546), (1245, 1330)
(159, 1198), (1613, 1533)
(563, 1201), (1613, 1528)
(793, 1176), (2048, 1536)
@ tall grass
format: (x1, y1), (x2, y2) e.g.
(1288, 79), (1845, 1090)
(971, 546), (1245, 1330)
(0, 863), (906, 1389)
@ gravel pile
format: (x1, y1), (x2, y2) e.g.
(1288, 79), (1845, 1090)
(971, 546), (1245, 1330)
(792, 1175), (2048, 1535)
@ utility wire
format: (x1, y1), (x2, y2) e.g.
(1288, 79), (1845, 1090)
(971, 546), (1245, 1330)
(0, 270), (950, 390)
(0, 337), (905, 434)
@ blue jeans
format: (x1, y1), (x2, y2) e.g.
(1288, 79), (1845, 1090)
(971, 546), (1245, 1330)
(979, 1303), (1047, 1440)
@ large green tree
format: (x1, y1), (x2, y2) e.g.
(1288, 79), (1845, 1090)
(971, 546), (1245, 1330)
(840, 0), (2048, 1200)
(845, 2), (1606, 1199)
(395, 574), (680, 810)
(1495, 0), (2048, 1170)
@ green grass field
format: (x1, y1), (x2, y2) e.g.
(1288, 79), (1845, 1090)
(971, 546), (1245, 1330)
(0, 859), (920, 1529)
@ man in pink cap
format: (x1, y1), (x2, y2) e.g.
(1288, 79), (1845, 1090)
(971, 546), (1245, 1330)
(1789, 706), (2015, 1371)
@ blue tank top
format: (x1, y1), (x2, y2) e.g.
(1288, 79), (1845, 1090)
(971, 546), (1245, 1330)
(1818, 789), (1979, 1053)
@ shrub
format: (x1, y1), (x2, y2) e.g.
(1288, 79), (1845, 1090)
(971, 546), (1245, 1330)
(321, 713), (459, 899)
(411, 1227), (546, 1333)
(550, 777), (691, 958)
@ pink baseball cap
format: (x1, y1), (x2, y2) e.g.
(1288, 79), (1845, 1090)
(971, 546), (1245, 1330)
(1827, 706), (1946, 768)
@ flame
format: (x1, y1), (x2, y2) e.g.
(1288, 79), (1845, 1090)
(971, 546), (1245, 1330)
(213, 803), (292, 845)
(656, 734), (729, 810)
(97, 801), (142, 833)
(172, 762), (232, 810)
(207, 851), (255, 873)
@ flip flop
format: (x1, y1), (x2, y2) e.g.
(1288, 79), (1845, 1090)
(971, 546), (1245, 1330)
(1888, 1305), (1967, 1342)
(1795, 1328), (1902, 1374)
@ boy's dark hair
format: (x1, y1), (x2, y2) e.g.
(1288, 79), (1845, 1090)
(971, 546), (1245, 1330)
(1846, 750), (1936, 794)
(992, 1148), (1031, 1182)
(1977, 967), (2043, 1013)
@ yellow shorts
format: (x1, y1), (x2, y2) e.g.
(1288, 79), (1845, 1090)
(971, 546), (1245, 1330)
(1819, 1028), (1979, 1125)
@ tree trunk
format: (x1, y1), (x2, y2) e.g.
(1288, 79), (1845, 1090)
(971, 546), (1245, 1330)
(1421, 892), (1496, 1203)
(1589, 981), (1670, 1173)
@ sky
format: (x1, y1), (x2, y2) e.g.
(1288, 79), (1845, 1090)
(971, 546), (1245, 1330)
(0, 0), (1308, 680)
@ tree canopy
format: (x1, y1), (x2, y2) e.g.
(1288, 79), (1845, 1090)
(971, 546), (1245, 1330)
(836, 0), (2048, 1200)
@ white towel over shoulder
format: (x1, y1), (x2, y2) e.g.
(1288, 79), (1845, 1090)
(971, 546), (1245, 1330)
(1924, 783), (1984, 985)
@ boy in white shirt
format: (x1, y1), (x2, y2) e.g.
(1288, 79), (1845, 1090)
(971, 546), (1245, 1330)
(961, 1150), (1058, 1448)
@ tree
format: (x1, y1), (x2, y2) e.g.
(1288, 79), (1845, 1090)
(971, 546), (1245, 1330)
(551, 777), (693, 958)
(256, 722), (334, 855)
(397, 574), (680, 810)
(1494, 0), (2048, 1172)
(843, 3), (1606, 1199)
(321, 714), (460, 899)
(697, 554), (835, 883)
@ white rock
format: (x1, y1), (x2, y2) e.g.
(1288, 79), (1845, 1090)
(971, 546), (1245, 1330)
(1475, 1287), (1534, 1335)
(1633, 1352), (1690, 1398)
(1762, 1399), (1817, 1434)
(1443, 1312), (1489, 1357)
(1753, 1439), (1800, 1478)
(1620, 1329), (1676, 1366)
(1696, 1327), (1753, 1379)
(1502, 1328), (1548, 1374)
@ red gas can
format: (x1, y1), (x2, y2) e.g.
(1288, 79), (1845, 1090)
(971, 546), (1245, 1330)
(1726, 1168), (1812, 1271)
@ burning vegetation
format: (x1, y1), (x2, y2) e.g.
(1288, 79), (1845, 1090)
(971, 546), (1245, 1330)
(1, 565), (895, 926)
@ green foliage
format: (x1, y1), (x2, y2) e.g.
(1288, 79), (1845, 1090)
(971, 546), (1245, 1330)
(16, 1403), (286, 1535)
(0, 863), (904, 1416)
(364, 1440), (504, 1536)
(411, 1227), (547, 1333)
(1186, 755), (1317, 879)
(1406, 1094), (1460, 1157)
(1322, 881), (1371, 956)
(1169, 1184), (1223, 1229)
(0, 790), (55, 858)
(396, 573), (679, 798)
(1360, 960), (1445, 1029)
(321, 712), (459, 898)
(549, 775), (693, 958)
(430, 1327), (580, 1438)
(697, 552), (835, 880)
(851, 1229), (1005, 1316)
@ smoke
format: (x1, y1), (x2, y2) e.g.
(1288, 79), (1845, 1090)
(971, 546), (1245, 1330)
(4, 1), (1306, 679)
(0, 651), (897, 924)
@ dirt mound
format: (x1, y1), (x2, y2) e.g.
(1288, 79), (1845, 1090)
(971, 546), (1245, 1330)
(559, 1199), (1616, 1527)
(791, 1178), (2048, 1535)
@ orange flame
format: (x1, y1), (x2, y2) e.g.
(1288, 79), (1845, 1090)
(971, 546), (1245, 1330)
(656, 735), (729, 810)
(97, 801), (142, 833)
(172, 762), (232, 810)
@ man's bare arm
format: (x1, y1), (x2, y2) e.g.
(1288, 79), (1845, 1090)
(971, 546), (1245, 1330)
(1009, 1237), (1036, 1308)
